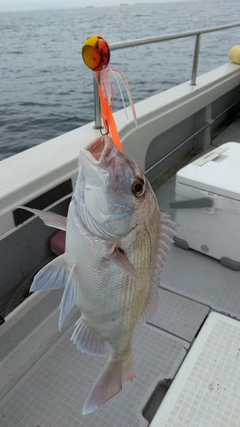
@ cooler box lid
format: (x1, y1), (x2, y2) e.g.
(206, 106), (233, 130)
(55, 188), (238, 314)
(176, 142), (240, 201)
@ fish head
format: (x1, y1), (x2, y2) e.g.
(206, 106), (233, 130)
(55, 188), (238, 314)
(75, 135), (155, 239)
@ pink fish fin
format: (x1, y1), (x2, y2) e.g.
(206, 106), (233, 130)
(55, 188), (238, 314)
(59, 264), (78, 330)
(107, 245), (143, 287)
(71, 317), (106, 356)
(138, 283), (159, 324)
(161, 213), (177, 239)
(18, 206), (67, 231)
(153, 212), (177, 289)
(82, 353), (134, 415)
(30, 254), (68, 292)
(138, 212), (176, 324)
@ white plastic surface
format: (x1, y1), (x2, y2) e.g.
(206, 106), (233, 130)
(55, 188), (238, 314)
(174, 142), (240, 262)
(150, 312), (240, 427)
(193, 146), (228, 166)
(176, 142), (240, 200)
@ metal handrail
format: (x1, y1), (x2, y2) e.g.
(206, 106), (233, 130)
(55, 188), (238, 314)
(94, 22), (240, 128)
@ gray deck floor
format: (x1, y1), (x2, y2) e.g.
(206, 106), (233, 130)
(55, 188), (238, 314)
(0, 124), (240, 426)
(0, 323), (188, 427)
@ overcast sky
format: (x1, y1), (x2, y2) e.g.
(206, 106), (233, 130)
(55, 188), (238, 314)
(0, 0), (177, 13)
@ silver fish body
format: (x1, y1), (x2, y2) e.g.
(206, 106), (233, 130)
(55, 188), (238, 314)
(28, 135), (175, 414)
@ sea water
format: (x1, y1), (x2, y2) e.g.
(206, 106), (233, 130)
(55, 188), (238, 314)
(1, 0), (240, 159)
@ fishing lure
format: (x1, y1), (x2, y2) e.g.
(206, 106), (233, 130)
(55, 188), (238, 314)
(82, 35), (137, 151)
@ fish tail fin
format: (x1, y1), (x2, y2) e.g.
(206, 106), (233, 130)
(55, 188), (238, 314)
(82, 352), (134, 415)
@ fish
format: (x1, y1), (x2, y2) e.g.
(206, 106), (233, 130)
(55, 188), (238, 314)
(24, 135), (175, 415)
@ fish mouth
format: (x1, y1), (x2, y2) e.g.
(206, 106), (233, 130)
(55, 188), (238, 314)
(84, 136), (106, 162)
(82, 135), (116, 165)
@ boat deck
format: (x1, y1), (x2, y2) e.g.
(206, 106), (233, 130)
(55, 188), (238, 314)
(0, 120), (240, 427)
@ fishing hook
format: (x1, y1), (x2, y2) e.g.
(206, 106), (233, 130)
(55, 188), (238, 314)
(100, 120), (109, 135)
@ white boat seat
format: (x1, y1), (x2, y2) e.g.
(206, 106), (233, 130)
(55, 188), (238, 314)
(150, 311), (240, 427)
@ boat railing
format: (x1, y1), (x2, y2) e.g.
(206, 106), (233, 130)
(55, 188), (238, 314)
(93, 22), (240, 128)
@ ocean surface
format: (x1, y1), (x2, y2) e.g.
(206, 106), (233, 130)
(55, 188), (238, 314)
(1, 0), (240, 160)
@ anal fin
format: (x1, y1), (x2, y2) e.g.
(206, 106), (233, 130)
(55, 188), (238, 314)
(71, 317), (106, 356)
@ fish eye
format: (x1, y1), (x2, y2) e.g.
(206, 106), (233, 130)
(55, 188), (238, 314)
(132, 177), (145, 197)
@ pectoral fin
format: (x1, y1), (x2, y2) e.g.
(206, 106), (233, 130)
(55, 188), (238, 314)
(107, 245), (143, 287)
(18, 206), (67, 231)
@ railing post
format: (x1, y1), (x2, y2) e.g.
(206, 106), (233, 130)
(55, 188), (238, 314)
(191, 34), (201, 85)
(93, 73), (102, 129)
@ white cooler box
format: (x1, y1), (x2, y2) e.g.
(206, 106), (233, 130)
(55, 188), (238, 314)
(171, 142), (240, 270)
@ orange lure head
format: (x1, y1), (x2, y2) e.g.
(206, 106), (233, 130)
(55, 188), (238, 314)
(82, 35), (110, 71)
(82, 34), (122, 152)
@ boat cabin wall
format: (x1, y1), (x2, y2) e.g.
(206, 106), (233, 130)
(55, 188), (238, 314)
(145, 86), (240, 183)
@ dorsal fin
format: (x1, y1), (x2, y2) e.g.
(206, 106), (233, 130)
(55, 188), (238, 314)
(139, 212), (176, 323)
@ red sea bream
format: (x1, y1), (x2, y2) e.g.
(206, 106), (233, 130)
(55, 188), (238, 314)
(27, 135), (175, 414)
